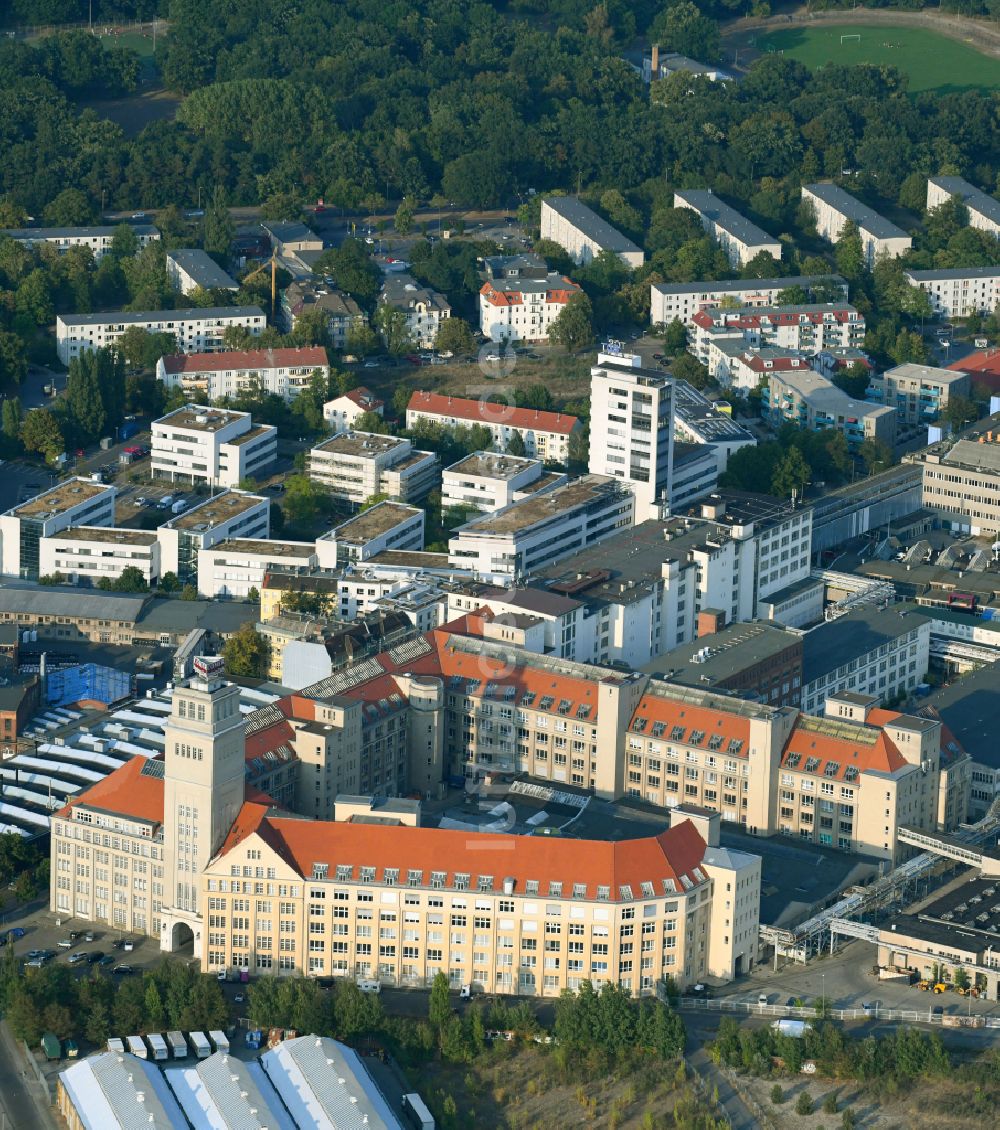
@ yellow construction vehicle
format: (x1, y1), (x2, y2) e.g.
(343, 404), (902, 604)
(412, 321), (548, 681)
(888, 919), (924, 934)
(932, 983), (948, 994)
(241, 249), (279, 319)
(918, 980), (932, 991)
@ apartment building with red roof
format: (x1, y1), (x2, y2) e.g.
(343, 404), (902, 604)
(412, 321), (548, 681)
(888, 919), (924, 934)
(478, 253), (583, 344)
(406, 390), (581, 464)
(155, 346), (330, 403)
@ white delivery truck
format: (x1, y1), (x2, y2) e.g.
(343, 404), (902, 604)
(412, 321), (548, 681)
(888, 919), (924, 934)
(402, 1092), (436, 1129)
(771, 1019), (812, 1038)
(208, 1030), (229, 1055)
(146, 1033), (169, 1062)
(166, 1031), (187, 1058)
(107, 1037), (125, 1054)
(126, 1035), (148, 1059)
(188, 1031), (211, 1059)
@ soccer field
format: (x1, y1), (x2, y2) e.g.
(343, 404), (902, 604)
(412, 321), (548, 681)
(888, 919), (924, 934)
(758, 25), (1000, 94)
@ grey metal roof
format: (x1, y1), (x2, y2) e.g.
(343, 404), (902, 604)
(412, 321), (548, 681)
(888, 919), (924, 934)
(167, 248), (238, 290)
(920, 665), (1000, 769)
(263, 1034), (402, 1129)
(136, 598), (255, 636)
(674, 189), (779, 249)
(644, 621), (799, 686)
(60, 1051), (186, 1129)
(3, 224), (159, 240)
(803, 183), (909, 241)
(262, 220), (321, 243)
(653, 274), (847, 297)
(0, 584), (146, 622)
(905, 266), (1000, 282)
(167, 1051), (295, 1129)
(58, 305), (264, 327)
(928, 175), (1000, 227)
(542, 196), (642, 255)
(942, 437), (1000, 474)
(380, 273), (450, 312)
(801, 602), (929, 685)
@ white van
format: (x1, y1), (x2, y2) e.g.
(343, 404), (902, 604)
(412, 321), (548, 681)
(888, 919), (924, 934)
(357, 978), (381, 994)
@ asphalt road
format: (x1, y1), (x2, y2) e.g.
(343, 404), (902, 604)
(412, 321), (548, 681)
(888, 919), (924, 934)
(0, 1018), (55, 1130)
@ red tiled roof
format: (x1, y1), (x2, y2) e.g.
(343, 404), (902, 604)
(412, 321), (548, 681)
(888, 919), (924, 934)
(627, 692), (752, 753)
(781, 720), (907, 781)
(161, 347), (328, 374)
(479, 278), (580, 308)
(695, 306), (857, 330)
(738, 353), (811, 373)
(221, 806), (709, 898)
(406, 391), (580, 435)
(949, 350), (1000, 376)
(54, 755), (165, 825)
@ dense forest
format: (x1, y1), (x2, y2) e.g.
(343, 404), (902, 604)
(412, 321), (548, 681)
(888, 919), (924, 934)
(0, 0), (998, 226)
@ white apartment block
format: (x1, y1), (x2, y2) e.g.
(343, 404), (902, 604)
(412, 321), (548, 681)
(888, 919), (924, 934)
(308, 431), (439, 507)
(867, 363), (971, 426)
(588, 350), (674, 523)
(2, 223), (159, 261)
(406, 391), (581, 465)
(56, 306), (265, 365)
(39, 528), (161, 587)
(156, 346), (330, 403)
(322, 386), (384, 433)
(479, 260), (583, 343)
(157, 491), (271, 584)
(539, 196), (644, 268)
(165, 248), (238, 294)
(651, 275), (848, 328)
(690, 303), (865, 361)
(379, 274), (450, 348)
(151, 405), (277, 489)
(442, 453), (566, 514)
(673, 189), (781, 268)
(315, 502), (425, 568)
(801, 183), (912, 267)
(671, 444), (718, 510)
(703, 342), (815, 394)
(904, 266), (1000, 319)
(0, 478), (117, 579)
(197, 539), (317, 599)
(911, 435), (1000, 536)
(926, 176), (1000, 239)
(528, 495), (814, 669)
(449, 475), (635, 582)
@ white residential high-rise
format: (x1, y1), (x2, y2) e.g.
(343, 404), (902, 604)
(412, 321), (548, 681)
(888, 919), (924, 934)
(588, 349), (674, 522)
(160, 656), (246, 954)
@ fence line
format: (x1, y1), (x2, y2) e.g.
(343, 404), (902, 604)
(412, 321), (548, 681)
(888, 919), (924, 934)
(675, 995), (998, 1028)
(720, 1063), (778, 1130)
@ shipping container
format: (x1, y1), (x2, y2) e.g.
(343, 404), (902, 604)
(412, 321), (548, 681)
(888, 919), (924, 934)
(107, 1037), (125, 1054)
(188, 1031), (211, 1058)
(402, 1092), (436, 1129)
(146, 1033), (169, 1061)
(127, 1035), (148, 1059)
(166, 1031), (187, 1058)
(208, 1030), (229, 1055)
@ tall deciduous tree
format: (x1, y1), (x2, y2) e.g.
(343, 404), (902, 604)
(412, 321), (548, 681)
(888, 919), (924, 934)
(549, 292), (594, 353)
(222, 623), (270, 678)
(20, 408), (63, 461)
(771, 446), (811, 500)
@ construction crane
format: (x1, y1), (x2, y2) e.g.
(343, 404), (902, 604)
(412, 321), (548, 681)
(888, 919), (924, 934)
(241, 249), (279, 319)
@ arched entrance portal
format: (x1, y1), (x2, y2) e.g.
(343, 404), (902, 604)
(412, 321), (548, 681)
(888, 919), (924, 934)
(169, 921), (194, 955)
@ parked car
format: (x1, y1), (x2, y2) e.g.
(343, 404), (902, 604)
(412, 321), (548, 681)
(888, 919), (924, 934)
(98, 954), (115, 967)
(57, 938), (75, 948)
(87, 951), (105, 964)
(112, 964), (134, 975)
(67, 952), (87, 964)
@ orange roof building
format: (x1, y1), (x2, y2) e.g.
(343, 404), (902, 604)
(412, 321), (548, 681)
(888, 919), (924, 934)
(406, 390), (581, 464)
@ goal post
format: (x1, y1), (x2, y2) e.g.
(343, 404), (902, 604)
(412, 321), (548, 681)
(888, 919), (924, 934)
(840, 34), (860, 44)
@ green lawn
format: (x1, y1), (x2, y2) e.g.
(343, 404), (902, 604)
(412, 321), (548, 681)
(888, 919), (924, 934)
(758, 25), (1000, 94)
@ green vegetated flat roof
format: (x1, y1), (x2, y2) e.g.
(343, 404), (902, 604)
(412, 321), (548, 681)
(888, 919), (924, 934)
(758, 25), (1000, 94)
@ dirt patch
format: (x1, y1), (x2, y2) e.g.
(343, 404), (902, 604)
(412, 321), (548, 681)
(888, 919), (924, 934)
(80, 86), (181, 138)
(418, 1045), (720, 1129)
(743, 1073), (992, 1130)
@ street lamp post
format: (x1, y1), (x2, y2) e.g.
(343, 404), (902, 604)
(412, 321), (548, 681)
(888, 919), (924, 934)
(821, 972), (826, 1016)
